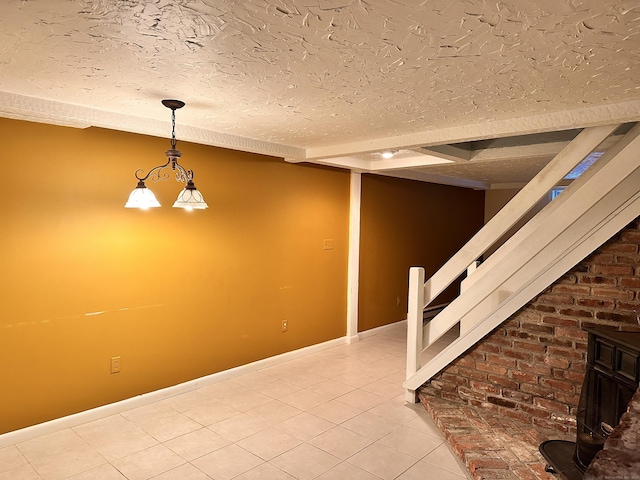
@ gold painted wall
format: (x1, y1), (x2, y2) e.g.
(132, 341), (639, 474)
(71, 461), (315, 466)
(358, 175), (485, 332)
(0, 118), (350, 434)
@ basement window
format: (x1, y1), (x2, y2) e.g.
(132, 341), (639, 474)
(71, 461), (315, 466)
(565, 151), (603, 180)
(551, 151), (603, 201)
(550, 187), (565, 200)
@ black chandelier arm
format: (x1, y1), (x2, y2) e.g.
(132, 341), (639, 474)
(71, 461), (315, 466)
(134, 158), (193, 185)
(173, 163), (194, 183)
(133, 157), (173, 183)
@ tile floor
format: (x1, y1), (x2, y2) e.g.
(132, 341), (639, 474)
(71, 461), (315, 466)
(0, 323), (471, 480)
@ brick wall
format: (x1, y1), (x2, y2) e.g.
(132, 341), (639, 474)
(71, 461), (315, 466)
(422, 217), (640, 436)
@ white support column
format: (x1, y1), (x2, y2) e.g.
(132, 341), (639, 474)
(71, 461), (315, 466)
(405, 266), (425, 403)
(346, 172), (362, 343)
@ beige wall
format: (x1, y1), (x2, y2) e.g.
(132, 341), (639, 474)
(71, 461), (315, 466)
(0, 118), (350, 434)
(358, 175), (485, 332)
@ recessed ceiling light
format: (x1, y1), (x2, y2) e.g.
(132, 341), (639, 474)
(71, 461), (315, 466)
(381, 151), (394, 159)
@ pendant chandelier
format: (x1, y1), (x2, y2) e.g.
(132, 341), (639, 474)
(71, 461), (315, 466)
(125, 99), (208, 210)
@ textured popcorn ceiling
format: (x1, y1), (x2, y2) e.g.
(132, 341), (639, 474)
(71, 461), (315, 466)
(1, 0), (639, 188)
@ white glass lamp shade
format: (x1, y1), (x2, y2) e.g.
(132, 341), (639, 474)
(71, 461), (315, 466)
(172, 180), (208, 210)
(125, 181), (161, 209)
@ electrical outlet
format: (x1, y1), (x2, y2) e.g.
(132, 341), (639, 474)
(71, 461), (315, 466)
(282, 320), (288, 332)
(323, 239), (334, 250)
(110, 356), (121, 374)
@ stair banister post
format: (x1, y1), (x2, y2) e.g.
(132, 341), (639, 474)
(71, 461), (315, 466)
(460, 260), (481, 294)
(406, 266), (426, 403)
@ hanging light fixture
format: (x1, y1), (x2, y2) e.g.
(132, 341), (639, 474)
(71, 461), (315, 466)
(125, 99), (208, 210)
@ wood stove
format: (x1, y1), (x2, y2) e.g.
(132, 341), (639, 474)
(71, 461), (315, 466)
(539, 327), (640, 479)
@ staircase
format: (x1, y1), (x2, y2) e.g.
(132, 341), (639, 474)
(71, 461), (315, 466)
(404, 122), (640, 402)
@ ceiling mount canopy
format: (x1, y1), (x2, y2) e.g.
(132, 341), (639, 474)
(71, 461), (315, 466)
(125, 99), (208, 211)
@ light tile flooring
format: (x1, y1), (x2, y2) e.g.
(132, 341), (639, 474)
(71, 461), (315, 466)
(0, 323), (471, 480)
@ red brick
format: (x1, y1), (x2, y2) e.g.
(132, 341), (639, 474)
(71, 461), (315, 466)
(589, 253), (615, 264)
(546, 347), (583, 360)
(555, 326), (587, 340)
(599, 243), (638, 253)
(578, 275), (616, 285)
(560, 370), (586, 384)
(620, 231), (640, 243)
(577, 297), (615, 308)
(467, 350), (487, 361)
(535, 304), (556, 313)
(519, 403), (553, 418)
(468, 458), (510, 471)
(616, 301), (640, 312)
(459, 367), (490, 381)
(429, 381), (459, 393)
(501, 389), (533, 403)
(554, 392), (581, 407)
(520, 322), (554, 334)
(499, 407), (531, 423)
(542, 356), (570, 369)
(540, 378), (575, 392)
(557, 308), (593, 318)
(517, 361), (552, 376)
(533, 397), (569, 413)
(596, 311), (637, 323)
(593, 265), (634, 276)
(474, 343), (501, 354)
(573, 341), (588, 353)
(539, 336), (573, 348)
(511, 466), (543, 480)
(502, 349), (533, 361)
(485, 336), (514, 348)
(442, 391), (464, 402)
(485, 354), (517, 368)
(616, 253), (640, 264)
(542, 316), (578, 327)
(454, 357), (476, 368)
(538, 294), (574, 305)
(470, 380), (501, 394)
(507, 330), (539, 341)
(510, 371), (538, 384)
(488, 328), (508, 339)
(442, 373), (470, 387)
(487, 396), (517, 409)
(552, 284), (591, 295)
(476, 362), (508, 375)
(511, 341), (546, 354)
(532, 416), (571, 433)
(619, 277), (640, 288)
(459, 387), (487, 402)
(592, 288), (634, 300)
(488, 375), (519, 390)
(503, 319), (521, 328)
(558, 273), (579, 284)
(515, 309), (540, 323)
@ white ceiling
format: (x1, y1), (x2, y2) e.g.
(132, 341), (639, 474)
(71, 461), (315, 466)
(1, 0), (639, 189)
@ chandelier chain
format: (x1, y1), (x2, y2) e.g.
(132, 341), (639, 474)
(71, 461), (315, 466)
(171, 109), (177, 149)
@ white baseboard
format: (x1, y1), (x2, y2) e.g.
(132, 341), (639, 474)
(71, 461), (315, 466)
(358, 319), (407, 339)
(0, 335), (349, 448)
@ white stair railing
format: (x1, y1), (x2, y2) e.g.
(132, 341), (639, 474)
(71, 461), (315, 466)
(404, 122), (640, 402)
